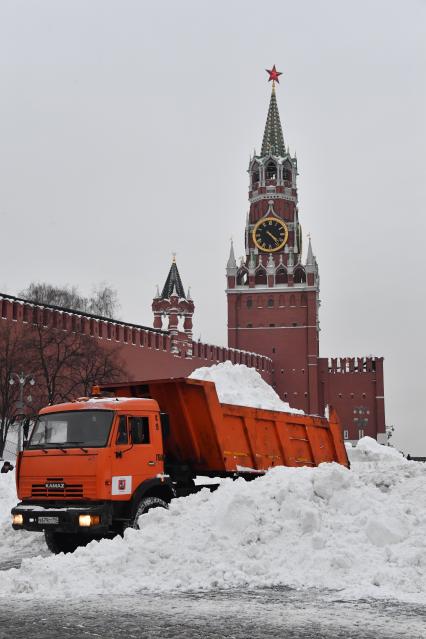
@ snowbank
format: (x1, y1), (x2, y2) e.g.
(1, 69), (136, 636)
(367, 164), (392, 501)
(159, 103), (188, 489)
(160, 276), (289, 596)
(1, 438), (425, 603)
(0, 430), (47, 566)
(189, 361), (304, 414)
(346, 436), (403, 463)
(0, 470), (47, 567)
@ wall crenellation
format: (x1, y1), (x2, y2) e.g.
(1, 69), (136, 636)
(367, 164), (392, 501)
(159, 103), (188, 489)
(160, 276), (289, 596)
(0, 294), (272, 374)
(327, 357), (383, 374)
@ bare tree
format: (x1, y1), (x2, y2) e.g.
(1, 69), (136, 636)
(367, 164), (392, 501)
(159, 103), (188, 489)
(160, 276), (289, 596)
(19, 282), (119, 319)
(69, 338), (126, 397)
(0, 324), (28, 457)
(19, 283), (85, 311)
(86, 284), (119, 318)
(28, 324), (86, 406)
(25, 322), (127, 408)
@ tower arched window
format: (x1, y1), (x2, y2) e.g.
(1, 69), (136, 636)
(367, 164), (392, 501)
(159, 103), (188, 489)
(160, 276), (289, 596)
(267, 298), (274, 307)
(282, 161), (292, 183)
(275, 266), (288, 284)
(255, 266), (267, 286)
(251, 165), (260, 187)
(265, 160), (277, 180)
(237, 267), (248, 286)
(294, 267), (306, 284)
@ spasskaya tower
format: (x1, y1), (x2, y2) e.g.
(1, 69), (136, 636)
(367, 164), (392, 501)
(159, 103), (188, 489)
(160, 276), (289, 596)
(226, 67), (386, 444)
(226, 66), (320, 414)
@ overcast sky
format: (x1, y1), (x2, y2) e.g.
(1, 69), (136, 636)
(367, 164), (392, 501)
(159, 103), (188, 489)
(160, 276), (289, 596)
(0, 0), (425, 453)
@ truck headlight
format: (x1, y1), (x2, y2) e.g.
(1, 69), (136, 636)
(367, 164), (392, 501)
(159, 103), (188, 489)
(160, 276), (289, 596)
(12, 514), (24, 526)
(79, 514), (100, 527)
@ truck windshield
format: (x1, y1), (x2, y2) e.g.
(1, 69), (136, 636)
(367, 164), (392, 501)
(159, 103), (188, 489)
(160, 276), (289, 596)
(28, 410), (114, 448)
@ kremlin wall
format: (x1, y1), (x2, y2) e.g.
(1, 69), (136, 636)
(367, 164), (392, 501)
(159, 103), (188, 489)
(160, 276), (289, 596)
(0, 292), (272, 383)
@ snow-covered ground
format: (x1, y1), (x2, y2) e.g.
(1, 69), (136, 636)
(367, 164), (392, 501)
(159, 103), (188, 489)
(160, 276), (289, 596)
(0, 464), (47, 569)
(1, 364), (424, 606)
(1, 436), (425, 603)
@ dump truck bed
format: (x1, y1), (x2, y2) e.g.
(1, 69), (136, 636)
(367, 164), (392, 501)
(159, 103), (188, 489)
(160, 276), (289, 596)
(97, 378), (349, 473)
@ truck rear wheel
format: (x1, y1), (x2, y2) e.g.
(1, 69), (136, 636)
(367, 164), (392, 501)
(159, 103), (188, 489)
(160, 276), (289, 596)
(44, 531), (91, 555)
(131, 496), (168, 529)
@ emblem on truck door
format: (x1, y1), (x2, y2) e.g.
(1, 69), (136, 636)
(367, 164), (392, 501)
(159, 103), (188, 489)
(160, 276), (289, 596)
(111, 475), (132, 495)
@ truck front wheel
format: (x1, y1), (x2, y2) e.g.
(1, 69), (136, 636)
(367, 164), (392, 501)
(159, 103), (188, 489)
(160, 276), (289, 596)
(131, 496), (168, 529)
(44, 531), (91, 555)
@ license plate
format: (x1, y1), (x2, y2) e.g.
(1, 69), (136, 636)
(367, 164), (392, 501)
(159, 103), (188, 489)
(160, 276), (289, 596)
(38, 516), (59, 525)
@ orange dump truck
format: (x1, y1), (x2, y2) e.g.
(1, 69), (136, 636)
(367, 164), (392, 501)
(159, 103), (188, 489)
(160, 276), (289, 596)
(11, 378), (348, 553)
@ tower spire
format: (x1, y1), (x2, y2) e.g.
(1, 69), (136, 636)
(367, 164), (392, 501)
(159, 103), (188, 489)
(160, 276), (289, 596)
(306, 233), (315, 273)
(261, 66), (285, 157)
(226, 239), (237, 271)
(306, 234), (313, 264)
(160, 258), (186, 299)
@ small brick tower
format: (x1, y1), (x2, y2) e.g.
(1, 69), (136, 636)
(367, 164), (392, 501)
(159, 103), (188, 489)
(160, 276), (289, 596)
(226, 67), (320, 413)
(152, 257), (194, 356)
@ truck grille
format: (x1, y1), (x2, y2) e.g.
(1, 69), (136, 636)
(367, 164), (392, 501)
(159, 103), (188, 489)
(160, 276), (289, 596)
(31, 477), (84, 499)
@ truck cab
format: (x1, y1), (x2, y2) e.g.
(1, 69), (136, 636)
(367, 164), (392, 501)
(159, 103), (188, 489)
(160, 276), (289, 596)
(12, 396), (175, 553)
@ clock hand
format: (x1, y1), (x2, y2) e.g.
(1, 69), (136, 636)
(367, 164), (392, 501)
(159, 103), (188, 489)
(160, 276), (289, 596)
(266, 231), (279, 243)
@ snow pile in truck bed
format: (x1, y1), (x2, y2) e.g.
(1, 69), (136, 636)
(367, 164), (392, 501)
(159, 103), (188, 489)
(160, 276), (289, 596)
(1, 438), (426, 603)
(189, 361), (304, 414)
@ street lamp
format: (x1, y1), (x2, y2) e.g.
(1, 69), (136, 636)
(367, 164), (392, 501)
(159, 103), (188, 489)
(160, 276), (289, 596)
(9, 372), (36, 452)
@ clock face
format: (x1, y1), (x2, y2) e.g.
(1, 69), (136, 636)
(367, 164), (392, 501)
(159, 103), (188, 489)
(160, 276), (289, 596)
(252, 217), (289, 252)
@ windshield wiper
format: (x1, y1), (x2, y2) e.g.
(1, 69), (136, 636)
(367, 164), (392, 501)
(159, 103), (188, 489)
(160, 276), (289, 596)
(29, 443), (88, 453)
(30, 445), (67, 453)
(66, 442), (89, 453)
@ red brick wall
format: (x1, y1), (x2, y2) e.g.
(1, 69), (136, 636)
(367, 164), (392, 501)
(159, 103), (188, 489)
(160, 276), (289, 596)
(228, 288), (319, 414)
(0, 295), (273, 386)
(318, 357), (386, 441)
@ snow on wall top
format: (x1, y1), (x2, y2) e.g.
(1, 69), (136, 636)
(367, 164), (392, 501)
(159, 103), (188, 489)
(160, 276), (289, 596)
(189, 361), (304, 414)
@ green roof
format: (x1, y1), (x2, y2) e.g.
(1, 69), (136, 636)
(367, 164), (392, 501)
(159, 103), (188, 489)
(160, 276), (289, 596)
(161, 261), (186, 299)
(261, 84), (286, 157)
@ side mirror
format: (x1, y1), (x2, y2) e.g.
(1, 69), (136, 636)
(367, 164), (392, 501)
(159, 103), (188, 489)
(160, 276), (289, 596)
(1, 461), (14, 474)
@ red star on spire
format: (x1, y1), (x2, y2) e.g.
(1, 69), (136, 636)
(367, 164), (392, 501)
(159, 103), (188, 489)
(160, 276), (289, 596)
(266, 65), (282, 83)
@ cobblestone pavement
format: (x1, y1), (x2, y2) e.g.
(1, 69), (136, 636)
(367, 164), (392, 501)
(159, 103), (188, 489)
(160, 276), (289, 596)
(0, 588), (425, 639)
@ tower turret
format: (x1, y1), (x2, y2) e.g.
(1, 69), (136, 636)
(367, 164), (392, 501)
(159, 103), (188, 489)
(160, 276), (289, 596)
(152, 257), (194, 356)
(226, 240), (238, 289)
(305, 235), (315, 270)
